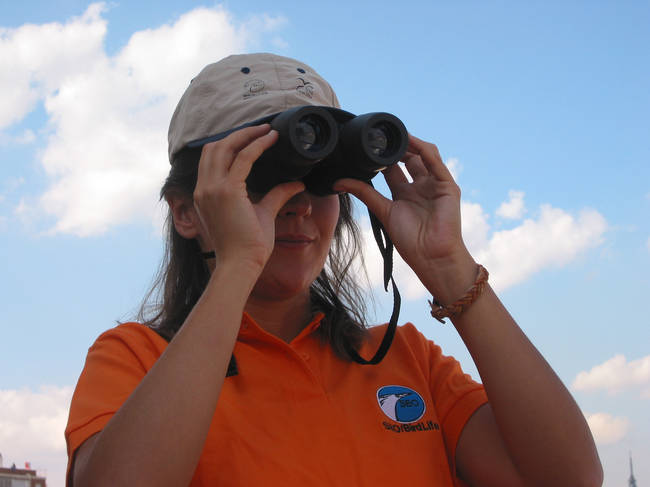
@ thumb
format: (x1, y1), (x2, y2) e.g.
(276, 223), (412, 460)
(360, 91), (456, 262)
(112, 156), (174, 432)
(259, 181), (306, 216)
(333, 178), (392, 224)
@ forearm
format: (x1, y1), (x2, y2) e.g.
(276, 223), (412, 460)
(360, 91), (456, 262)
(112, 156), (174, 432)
(75, 261), (260, 487)
(456, 286), (600, 485)
(422, 253), (602, 486)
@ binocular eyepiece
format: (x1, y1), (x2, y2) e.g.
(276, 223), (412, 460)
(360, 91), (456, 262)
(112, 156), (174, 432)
(184, 106), (408, 195)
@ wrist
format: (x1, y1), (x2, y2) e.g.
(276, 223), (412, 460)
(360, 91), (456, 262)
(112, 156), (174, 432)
(209, 258), (262, 292)
(206, 249), (267, 278)
(420, 249), (478, 306)
(429, 264), (489, 323)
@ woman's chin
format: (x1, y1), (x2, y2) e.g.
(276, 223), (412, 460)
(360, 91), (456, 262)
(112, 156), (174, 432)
(250, 273), (313, 302)
(250, 258), (323, 302)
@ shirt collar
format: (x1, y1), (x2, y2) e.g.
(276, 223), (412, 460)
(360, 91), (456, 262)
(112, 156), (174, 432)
(239, 311), (325, 343)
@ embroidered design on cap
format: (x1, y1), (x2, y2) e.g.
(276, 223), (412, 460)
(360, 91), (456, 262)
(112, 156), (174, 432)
(296, 77), (314, 98)
(243, 79), (266, 99)
(377, 385), (426, 424)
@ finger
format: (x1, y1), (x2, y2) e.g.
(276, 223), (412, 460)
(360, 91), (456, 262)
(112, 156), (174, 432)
(332, 178), (392, 224)
(198, 124), (274, 180)
(384, 163), (409, 186)
(407, 134), (455, 182)
(402, 153), (429, 179)
(229, 129), (279, 181)
(382, 164), (409, 199)
(221, 123), (274, 155)
(259, 181), (306, 217)
(197, 141), (228, 183)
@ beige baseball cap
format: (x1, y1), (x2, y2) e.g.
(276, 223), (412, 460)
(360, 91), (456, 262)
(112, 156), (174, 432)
(168, 53), (341, 163)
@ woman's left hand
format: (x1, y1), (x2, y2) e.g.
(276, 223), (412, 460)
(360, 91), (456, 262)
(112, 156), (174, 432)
(336, 136), (604, 487)
(333, 134), (475, 302)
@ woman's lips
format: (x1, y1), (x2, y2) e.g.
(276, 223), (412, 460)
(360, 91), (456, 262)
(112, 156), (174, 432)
(275, 234), (314, 248)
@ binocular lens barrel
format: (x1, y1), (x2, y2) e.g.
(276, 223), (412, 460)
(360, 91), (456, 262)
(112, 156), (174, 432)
(272, 107), (338, 162)
(339, 112), (408, 171)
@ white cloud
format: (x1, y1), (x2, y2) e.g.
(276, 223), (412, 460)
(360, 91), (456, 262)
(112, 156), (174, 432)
(586, 412), (629, 445)
(0, 385), (73, 486)
(461, 201), (491, 253)
(475, 204), (607, 292)
(357, 197), (607, 299)
(2, 4), (286, 236)
(573, 354), (650, 398)
(0, 3), (107, 130)
(496, 189), (526, 220)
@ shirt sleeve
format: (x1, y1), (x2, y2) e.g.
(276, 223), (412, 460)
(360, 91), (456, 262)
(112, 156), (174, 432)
(64, 323), (168, 482)
(397, 323), (487, 486)
(426, 336), (487, 486)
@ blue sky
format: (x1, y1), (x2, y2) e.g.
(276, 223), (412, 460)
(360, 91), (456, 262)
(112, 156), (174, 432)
(1, 2), (648, 485)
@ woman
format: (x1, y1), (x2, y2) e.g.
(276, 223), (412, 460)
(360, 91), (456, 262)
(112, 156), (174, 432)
(65, 53), (602, 486)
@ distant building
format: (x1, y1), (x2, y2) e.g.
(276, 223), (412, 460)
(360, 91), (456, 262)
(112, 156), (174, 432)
(629, 453), (638, 487)
(0, 463), (47, 487)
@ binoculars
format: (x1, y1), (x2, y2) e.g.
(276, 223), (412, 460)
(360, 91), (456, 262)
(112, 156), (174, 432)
(183, 106), (408, 195)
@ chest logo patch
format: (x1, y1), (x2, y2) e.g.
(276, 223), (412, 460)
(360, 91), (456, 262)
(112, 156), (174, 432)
(377, 385), (426, 424)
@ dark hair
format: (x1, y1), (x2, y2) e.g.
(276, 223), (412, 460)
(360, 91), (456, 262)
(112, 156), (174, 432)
(137, 148), (370, 360)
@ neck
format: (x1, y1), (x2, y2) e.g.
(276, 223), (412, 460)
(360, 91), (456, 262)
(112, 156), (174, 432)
(245, 292), (313, 343)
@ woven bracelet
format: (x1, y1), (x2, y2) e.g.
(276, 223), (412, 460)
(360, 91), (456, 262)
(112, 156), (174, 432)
(428, 264), (489, 324)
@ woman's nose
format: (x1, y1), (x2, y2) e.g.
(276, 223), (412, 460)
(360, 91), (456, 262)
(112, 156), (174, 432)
(279, 191), (312, 217)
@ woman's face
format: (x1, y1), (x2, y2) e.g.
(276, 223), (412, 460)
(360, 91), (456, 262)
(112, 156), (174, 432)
(249, 190), (340, 301)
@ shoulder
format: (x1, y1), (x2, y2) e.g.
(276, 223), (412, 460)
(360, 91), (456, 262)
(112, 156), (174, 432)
(87, 322), (169, 368)
(93, 321), (168, 345)
(68, 323), (169, 418)
(364, 323), (480, 387)
(366, 322), (437, 356)
(362, 322), (442, 372)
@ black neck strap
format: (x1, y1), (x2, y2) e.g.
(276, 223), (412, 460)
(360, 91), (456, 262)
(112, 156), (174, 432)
(344, 191), (401, 365)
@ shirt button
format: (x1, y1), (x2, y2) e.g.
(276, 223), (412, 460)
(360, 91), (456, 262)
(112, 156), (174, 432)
(301, 353), (310, 360)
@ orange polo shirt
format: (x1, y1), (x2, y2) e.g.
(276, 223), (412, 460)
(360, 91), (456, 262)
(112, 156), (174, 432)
(65, 313), (487, 486)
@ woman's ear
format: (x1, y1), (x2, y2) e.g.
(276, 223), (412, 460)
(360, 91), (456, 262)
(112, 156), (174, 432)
(167, 194), (201, 240)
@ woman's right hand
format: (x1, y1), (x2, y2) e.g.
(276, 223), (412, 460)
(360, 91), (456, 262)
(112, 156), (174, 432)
(73, 127), (294, 487)
(193, 124), (305, 273)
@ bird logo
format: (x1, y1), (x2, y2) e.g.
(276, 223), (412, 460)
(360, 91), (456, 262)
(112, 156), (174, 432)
(377, 385), (426, 423)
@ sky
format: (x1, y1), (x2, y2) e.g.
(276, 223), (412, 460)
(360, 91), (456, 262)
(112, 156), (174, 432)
(0, 1), (648, 485)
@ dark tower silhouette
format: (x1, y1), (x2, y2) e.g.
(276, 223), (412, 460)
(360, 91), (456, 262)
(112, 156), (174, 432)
(629, 452), (638, 487)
